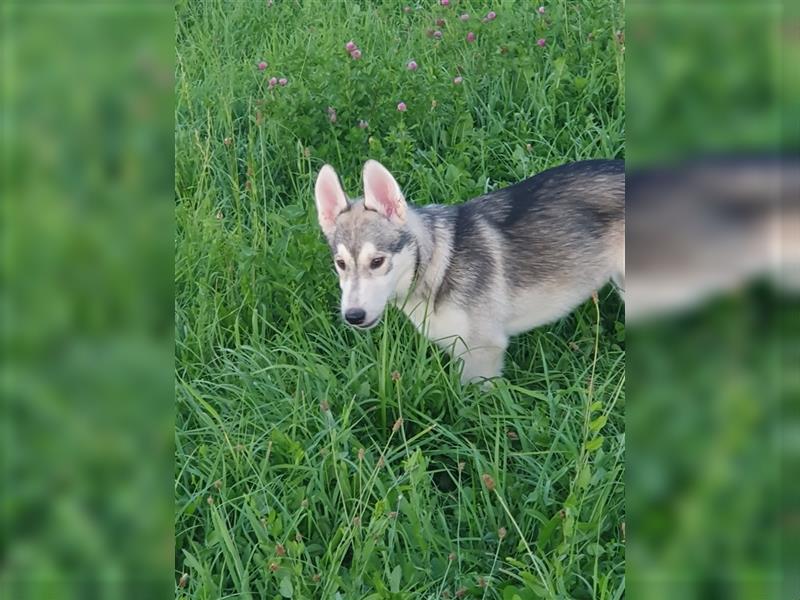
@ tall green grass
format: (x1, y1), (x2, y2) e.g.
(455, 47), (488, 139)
(175, 1), (624, 597)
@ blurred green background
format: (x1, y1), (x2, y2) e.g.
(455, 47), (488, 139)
(626, 1), (799, 598)
(1, 3), (174, 599)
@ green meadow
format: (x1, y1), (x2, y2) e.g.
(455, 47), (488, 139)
(175, 1), (624, 598)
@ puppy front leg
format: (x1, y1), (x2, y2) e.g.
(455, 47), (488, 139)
(458, 339), (507, 386)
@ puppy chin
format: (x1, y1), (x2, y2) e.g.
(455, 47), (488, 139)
(342, 315), (381, 330)
(354, 317), (381, 330)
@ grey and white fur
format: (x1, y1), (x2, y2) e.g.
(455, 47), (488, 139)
(314, 159), (624, 384)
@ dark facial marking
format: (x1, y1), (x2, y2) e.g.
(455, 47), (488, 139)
(330, 201), (412, 263)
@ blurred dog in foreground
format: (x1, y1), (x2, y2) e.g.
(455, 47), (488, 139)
(625, 155), (800, 322)
(314, 159), (625, 384)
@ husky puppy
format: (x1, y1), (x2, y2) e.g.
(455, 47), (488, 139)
(314, 159), (624, 384)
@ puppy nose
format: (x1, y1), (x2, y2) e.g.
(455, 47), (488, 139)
(345, 308), (366, 325)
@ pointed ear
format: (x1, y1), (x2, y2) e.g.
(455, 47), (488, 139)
(362, 160), (407, 224)
(315, 164), (348, 238)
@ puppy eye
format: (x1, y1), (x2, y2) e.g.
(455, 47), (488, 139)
(335, 259), (346, 270)
(370, 257), (385, 269)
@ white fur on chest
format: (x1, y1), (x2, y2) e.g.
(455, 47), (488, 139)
(396, 296), (470, 351)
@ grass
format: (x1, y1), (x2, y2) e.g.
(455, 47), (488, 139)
(175, 1), (625, 598)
